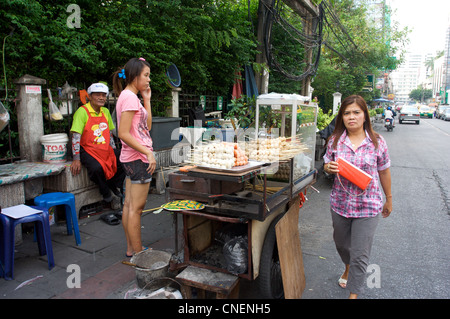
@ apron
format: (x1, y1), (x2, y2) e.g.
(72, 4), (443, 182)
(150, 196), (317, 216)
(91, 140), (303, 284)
(80, 105), (117, 180)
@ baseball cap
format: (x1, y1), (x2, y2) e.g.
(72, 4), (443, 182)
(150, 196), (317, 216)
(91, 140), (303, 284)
(87, 83), (109, 95)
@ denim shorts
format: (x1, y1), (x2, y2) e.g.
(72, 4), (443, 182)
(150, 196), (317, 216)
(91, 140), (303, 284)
(122, 159), (152, 184)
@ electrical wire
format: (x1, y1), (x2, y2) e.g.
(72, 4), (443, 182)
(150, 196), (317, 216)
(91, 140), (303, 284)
(2, 35), (10, 101)
(2, 27), (14, 101)
(320, 0), (366, 67)
(258, 0), (367, 81)
(262, 0), (323, 81)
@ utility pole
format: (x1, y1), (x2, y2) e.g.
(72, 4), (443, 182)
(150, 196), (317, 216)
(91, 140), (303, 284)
(255, 0), (320, 96)
(255, 0), (270, 95)
(282, 0), (319, 96)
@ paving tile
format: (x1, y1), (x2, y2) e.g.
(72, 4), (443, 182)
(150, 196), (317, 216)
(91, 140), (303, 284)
(55, 277), (119, 299)
(95, 261), (135, 286)
(55, 261), (136, 299)
(1, 193), (182, 299)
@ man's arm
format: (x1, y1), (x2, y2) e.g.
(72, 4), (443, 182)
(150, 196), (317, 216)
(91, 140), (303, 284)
(70, 132), (82, 176)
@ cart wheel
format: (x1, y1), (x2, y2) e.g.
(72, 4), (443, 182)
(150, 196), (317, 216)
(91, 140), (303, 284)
(257, 213), (285, 299)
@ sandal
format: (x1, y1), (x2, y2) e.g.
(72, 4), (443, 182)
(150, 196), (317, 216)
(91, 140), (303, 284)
(338, 276), (347, 289)
(114, 211), (122, 220)
(125, 246), (151, 258)
(100, 212), (120, 226)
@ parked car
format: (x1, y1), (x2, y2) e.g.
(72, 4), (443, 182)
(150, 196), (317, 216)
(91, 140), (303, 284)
(399, 106), (420, 124)
(442, 109), (450, 121)
(437, 105), (450, 119)
(419, 106), (433, 118)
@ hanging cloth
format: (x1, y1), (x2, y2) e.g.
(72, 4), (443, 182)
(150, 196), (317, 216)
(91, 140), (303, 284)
(232, 68), (243, 100)
(245, 64), (259, 98)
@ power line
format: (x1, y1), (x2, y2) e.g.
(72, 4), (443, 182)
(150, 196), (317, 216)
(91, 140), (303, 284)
(260, 0), (368, 81)
(262, 0), (323, 81)
(320, 0), (372, 68)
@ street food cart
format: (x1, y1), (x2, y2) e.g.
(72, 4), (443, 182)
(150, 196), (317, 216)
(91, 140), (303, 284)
(167, 93), (318, 298)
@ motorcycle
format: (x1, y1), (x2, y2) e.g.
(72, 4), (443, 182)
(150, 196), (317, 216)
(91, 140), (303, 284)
(385, 118), (394, 131)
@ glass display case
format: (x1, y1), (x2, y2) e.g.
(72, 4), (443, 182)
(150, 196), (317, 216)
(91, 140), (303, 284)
(252, 93), (318, 180)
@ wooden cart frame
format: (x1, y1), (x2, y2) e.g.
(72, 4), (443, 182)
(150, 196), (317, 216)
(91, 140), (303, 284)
(167, 158), (316, 298)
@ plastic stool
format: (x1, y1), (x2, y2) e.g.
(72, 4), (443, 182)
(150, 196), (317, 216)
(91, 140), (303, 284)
(34, 192), (81, 246)
(0, 206), (55, 280)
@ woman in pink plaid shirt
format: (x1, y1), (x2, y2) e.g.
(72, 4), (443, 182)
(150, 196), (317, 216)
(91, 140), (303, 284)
(323, 95), (392, 299)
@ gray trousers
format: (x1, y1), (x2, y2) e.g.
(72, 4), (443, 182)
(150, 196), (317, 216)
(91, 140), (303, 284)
(331, 210), (380, 295)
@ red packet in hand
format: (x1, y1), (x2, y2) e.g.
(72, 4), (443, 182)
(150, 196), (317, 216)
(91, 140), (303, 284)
(337, 157), (373, 190)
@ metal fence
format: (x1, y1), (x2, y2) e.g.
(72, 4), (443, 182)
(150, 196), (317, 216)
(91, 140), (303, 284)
(179, 91), (228, 127)
(0, 87), (19, 163)
(0, 85), (229, 163)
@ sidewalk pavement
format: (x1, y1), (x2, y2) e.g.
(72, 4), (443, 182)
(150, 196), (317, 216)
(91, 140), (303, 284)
(0, 192), (183, 299)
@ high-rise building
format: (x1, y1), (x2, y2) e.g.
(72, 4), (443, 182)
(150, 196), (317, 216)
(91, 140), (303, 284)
(390, 52), (425, 104)
(443, 25), (450, 103)
(433, 55), (445, 102)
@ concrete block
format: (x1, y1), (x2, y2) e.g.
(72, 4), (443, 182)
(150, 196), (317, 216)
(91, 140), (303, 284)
(0, 183), (25, 245)
(42, 163), (103, 216)
(0, 182), (25, 207)
(72, 185), (103, 216)
(24, 179), (43, 200)
(42, 163), (96, 192)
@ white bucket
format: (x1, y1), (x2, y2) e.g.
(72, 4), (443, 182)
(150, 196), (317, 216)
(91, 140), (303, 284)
(40, 133), (69, 163)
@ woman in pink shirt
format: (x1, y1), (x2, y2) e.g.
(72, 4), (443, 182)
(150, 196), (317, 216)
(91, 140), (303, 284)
(113, 57), (156, 257)
(323, 95), (392, 299)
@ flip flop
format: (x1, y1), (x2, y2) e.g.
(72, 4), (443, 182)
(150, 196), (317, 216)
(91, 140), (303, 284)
(114, 211), (122, 220)
(100, 213), (120, 226)
(338, 276), (347, 289)
(125, 246), (151, 258)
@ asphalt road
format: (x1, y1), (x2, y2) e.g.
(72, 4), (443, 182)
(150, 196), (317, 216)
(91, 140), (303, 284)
(296, 117), (450, 299)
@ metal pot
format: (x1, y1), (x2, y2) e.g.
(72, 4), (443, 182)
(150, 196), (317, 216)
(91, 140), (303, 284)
(130, 250), (172, 288)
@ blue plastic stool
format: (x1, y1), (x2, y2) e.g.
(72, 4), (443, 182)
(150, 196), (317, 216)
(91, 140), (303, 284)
(0, 206), (55, 280)
(34, 192), (81, 246)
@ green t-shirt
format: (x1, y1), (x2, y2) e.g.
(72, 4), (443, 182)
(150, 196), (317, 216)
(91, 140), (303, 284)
(70, 102), (115, 134)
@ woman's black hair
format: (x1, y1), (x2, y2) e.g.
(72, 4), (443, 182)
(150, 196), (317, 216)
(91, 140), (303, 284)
(330, 95), (379, 150)
(112, 58), (151, 96)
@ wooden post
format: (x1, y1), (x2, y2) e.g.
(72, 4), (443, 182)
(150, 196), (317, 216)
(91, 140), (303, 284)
(275, 195), (305, 298)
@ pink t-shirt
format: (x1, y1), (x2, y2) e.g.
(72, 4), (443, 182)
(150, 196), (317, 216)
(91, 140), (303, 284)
(116, 89), (153, 163)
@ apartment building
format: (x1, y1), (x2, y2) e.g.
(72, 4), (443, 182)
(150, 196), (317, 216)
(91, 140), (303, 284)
(391, 52), (425, 104)
(443, 24), (450, 103)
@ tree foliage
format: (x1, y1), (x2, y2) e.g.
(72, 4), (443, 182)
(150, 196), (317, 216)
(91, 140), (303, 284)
(311, 0), (409, 111)
(409, 87), (432, 102)
(0, 0), (258, 109)
(1, 0), (409, 109)
(1, 0), (410, 116)
(267, 3), (308, 93)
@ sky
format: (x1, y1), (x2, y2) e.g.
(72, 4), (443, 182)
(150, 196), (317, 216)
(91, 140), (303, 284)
(389, 0), (450, 55)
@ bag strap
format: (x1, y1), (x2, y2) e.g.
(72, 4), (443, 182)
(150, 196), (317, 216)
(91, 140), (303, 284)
(336, 173), (367, 197)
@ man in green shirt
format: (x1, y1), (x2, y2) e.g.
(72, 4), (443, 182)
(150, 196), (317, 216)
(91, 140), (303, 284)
(70, 83), (125, 212)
